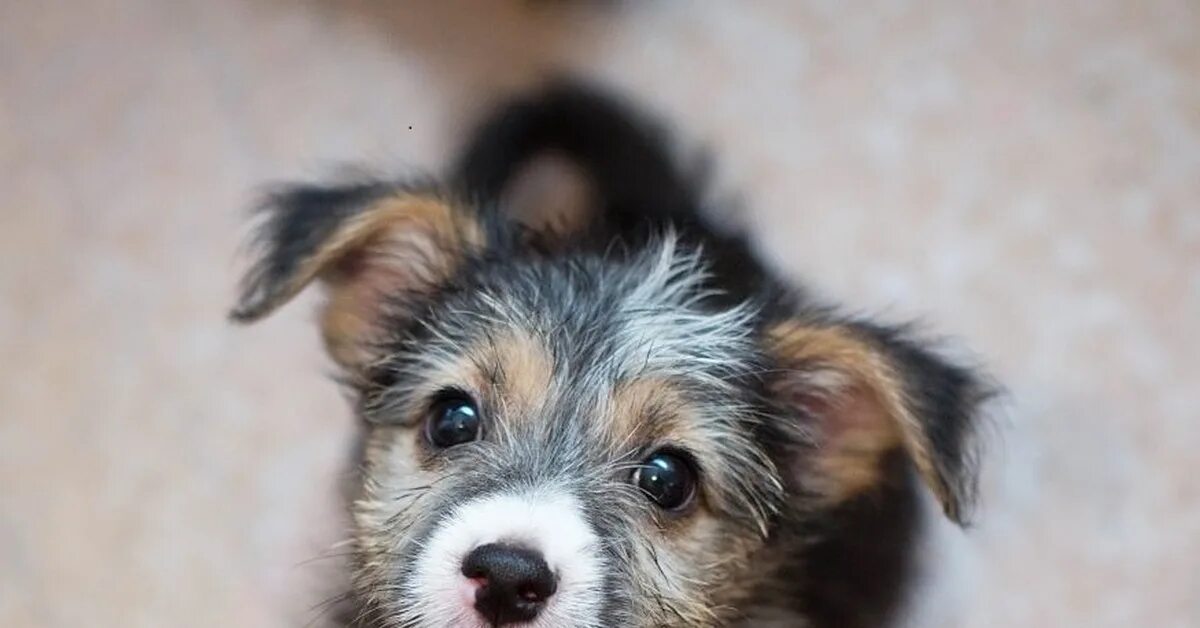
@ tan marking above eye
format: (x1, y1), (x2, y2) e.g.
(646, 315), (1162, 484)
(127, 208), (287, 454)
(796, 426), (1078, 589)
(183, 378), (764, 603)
(387, 327), (555, 432)
(608, 377), (690, 444)
(483, 329), (555, 419)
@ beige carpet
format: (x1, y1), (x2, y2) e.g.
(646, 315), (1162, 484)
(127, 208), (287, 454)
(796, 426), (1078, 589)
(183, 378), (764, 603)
(2, 1), (1197, 626)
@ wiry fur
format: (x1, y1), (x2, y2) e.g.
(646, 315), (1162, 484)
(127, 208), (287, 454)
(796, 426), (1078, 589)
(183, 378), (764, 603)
(233, 80), (993, 628)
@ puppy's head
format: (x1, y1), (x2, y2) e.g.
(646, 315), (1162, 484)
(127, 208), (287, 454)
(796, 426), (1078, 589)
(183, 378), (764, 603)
(233, 182), (988, 627)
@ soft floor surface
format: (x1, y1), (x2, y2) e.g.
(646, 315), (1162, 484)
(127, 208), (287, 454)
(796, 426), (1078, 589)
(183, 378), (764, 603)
(2, 1), (1197, 626)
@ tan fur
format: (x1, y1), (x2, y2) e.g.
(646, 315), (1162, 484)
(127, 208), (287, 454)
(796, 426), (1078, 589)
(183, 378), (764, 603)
(312, 196), (485, 370)
(765, 321), (953, 509)
(351, 424), (438, 599)
(608, 377), (689, 445)
(373, 326), (556, 434)
(480, 329), (556, 426)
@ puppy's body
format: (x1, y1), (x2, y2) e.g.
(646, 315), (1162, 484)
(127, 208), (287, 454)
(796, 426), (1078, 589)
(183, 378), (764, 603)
(234, 83), (989, 628)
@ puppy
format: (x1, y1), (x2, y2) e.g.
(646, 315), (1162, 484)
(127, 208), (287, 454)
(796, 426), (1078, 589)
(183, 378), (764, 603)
(232, 82), (991, 628)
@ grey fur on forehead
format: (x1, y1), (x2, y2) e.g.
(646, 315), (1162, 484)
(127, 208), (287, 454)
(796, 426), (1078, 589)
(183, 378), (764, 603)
(422, 233), (760, 382)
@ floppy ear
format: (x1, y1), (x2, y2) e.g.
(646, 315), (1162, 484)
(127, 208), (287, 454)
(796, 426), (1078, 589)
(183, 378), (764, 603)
(231, 181), (484, 372)
(765, 319), (991, 524)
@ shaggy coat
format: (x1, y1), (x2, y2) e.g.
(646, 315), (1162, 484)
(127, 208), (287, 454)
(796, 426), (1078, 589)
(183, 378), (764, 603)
(233, 82), (991, 628)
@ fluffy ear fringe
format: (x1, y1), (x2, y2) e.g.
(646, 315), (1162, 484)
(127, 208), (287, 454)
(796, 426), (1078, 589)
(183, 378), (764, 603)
(766, 320), (993, 525)
(230, 180), (483, 370)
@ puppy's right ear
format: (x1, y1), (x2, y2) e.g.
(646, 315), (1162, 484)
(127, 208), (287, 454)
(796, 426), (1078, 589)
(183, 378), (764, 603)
(231, 182), (484, 372)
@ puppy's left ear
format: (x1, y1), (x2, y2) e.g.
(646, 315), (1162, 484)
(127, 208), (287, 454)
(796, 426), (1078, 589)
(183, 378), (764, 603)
(765, 319), (991, 524)
(231, 181), (484, 372)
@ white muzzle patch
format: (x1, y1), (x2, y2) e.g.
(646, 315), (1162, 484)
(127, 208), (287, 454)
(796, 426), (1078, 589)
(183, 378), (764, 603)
(408, 490), (605, 627)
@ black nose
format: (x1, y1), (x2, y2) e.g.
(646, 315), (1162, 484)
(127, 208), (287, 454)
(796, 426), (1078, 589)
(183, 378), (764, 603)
(462, 543), (557, 624)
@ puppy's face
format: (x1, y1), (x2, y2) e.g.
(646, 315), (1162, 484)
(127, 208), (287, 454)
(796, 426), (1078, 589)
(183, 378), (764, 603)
(351, 241), (779, 627)
(233, 184), (986, 627)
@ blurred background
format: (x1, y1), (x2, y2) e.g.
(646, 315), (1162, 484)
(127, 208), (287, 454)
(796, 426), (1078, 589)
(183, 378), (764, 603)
(2, 1), (1197, 626)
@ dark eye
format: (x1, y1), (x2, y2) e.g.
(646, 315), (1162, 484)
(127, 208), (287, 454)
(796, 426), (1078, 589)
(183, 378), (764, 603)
(424, 392), (482, 449)
(631, 450), (697, 511)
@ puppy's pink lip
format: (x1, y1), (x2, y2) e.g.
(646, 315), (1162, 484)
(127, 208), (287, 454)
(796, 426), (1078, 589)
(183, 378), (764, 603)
(458, 576), (485, 610)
